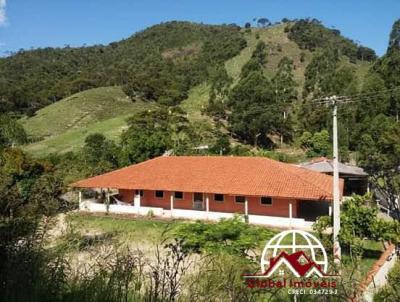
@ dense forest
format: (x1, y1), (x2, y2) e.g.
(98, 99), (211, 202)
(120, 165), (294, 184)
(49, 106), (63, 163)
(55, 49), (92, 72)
(0, 22), (246, 114)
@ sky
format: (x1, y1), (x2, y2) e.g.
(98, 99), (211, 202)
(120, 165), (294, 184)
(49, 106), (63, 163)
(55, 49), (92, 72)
(0, 0), (399, 57)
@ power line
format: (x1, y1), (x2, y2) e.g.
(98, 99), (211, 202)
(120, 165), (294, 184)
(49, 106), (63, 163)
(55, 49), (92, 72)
(336, 86), (400, 100)
(311, 87), (400, 106)
(313, 86), (400, 102)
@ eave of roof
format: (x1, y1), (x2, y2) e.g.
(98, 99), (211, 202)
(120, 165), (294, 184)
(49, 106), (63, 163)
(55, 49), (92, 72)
(71, 156), (343, 201)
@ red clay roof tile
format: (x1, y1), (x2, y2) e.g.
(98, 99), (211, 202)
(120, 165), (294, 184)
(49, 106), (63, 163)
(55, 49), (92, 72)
(71, 156), (343, 200)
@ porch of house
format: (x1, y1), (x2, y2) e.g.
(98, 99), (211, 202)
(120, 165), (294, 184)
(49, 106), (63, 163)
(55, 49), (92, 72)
(77, 189), (331, 229)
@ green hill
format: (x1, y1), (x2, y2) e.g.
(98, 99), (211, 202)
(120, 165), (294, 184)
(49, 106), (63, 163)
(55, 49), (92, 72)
(1, 21), (246, 115)
(18, 21), (376, 157)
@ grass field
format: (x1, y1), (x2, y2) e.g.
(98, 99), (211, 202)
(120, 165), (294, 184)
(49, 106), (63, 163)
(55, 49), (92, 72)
(24, 114), (131, 157)
(21, 86), (148, 138)
(67, 213), (180, 244)
(67, 213), (382, 276)
(21, 87), (156, 157)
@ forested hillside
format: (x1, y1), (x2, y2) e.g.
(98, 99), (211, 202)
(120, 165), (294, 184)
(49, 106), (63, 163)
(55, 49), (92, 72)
(1, 19), (399, 182)
(0, 21), (246, 114)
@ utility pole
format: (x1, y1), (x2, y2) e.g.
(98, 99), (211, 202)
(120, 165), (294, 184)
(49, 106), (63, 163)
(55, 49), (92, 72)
(313, 87), (400, 265)
(331, 96), (341, 265)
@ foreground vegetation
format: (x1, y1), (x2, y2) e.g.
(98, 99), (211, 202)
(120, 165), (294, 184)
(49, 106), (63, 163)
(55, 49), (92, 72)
(374, 261), (400, 302)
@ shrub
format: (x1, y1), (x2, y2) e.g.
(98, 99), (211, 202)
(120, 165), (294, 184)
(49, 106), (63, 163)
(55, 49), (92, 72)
(174, 216), (274, 257)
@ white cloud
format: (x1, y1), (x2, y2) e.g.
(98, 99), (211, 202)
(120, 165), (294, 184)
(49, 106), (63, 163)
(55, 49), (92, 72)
(0, 0), (6, 26)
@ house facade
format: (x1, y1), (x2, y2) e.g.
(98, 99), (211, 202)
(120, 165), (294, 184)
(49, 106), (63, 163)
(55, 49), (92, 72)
(72, 156), (343, 228)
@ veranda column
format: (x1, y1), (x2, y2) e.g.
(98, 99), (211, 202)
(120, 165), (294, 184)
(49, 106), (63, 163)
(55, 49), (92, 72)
(134, 191), (141, 215)
(78, 190), (83, 210)
(170, 194), (174, 218)
(106, 189), (110, 214)
(244, 198), (249, 223)
(205, 195), (210, 220)
(289, 202), (293, 228)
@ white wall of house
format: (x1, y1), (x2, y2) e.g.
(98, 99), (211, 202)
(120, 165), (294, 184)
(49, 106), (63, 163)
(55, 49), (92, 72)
(79, 199), (313, 229)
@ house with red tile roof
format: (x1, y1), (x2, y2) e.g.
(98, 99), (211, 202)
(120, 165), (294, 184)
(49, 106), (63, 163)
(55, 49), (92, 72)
(72, 156), (343, 228)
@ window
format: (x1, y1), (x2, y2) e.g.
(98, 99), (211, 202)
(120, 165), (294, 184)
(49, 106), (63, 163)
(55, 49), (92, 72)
(155, 190), (164, 198)
(235, 196), (246, 203)
(214, 194), (224, 202)
(135, 190), (144, 197)
(174, 191), (184, 199)
(261, 196), (272, 206)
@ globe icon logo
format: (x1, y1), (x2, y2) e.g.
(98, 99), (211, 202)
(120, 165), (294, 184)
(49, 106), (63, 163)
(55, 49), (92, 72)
(261, 230), (328, 275)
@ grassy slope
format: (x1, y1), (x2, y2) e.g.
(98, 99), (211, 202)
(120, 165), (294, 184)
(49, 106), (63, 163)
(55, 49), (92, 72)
(24, 115), (132, 157)
(21, 86), (146, 138)
(225, 25), (314, 87)
(22, 87), (154, 157)
(180, 82), (211, 122)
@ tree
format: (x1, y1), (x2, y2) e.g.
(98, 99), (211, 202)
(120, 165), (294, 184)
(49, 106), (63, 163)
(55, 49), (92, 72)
(120, 107), (192, 164)
(244, 22), (251, 29)
(303, 49), (339, 98)
(240, 41), (267, 78)
(287, 19), (376, 62)
(0, 148), (64, 218)
(209, 130), (231, 155)
(206, 66), (232, 119)
(257, 18), (271, 28)
(228, 71), (281, 147)
(229, 43), (292, 147)
(298, 129), (331, 157)
(354, 72), (389, 123)
(300, 49), (358, 134)
(0, 115), (27, 148)
(272, 57), (298, 104)
(314, 194), (400, 261)
(270, 57), (298, 142)
(82, 133), (121, 175)
(387, 19), (400, 53)
(357, 115), (400, 219)
(373, 20), (400, 121)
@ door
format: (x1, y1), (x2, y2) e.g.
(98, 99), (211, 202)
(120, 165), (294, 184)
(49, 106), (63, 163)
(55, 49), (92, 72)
(193, 192), (204, 210)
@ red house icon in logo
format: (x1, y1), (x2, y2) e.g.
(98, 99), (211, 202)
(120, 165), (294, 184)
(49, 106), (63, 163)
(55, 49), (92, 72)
(263, 250), (328, 278)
